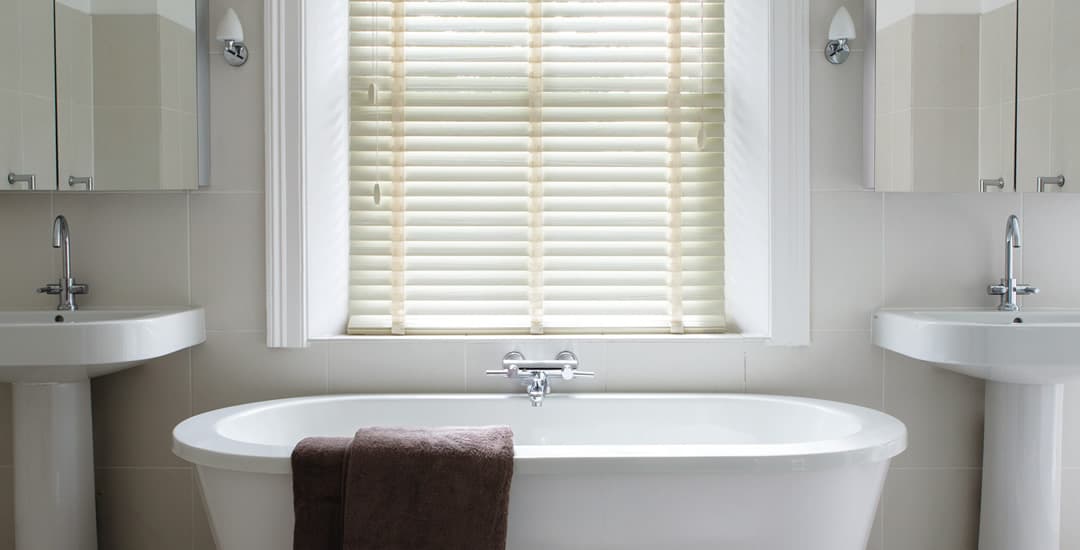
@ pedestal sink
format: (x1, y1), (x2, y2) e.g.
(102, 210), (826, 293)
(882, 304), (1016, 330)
(0, 307), (206, 549)
(874, 308), (1080, 550)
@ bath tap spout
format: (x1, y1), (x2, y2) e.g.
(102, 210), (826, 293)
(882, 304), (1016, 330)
(526, 372), (549, 407)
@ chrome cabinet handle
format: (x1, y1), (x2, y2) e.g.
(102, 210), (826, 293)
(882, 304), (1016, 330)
(981, 178), (1005, 192)
(7, 173), (36, 190)
(68, 176), (93, 190)
(1038, 175), (1066, 192)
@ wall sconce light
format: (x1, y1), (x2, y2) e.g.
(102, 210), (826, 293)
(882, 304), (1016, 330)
(825, 6), (856, 65)
(217, 8), (248, 67)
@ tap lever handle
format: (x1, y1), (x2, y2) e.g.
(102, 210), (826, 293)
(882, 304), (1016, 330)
(1016, 284), (1039, 296)
(36, 283), (61, 295)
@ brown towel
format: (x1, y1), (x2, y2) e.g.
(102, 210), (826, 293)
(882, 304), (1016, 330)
(291, 426), (514, 550)
(292, 437), (351, 550)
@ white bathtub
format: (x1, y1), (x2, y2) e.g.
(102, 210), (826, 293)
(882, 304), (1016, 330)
(173, 394), (906, 550)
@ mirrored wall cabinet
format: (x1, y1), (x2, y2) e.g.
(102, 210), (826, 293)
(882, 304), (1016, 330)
(0, 0), (208, 192)
(869, 0), (1075, 193)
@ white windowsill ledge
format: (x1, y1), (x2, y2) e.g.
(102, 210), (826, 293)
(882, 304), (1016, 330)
(309, 333), (770, 344)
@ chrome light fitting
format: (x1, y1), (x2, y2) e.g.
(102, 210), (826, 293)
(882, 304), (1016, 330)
(217, 8), (248, 67)
(825, 7), (857, 65)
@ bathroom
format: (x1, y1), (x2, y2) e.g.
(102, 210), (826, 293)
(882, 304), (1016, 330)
(0, 0), (1077, 548)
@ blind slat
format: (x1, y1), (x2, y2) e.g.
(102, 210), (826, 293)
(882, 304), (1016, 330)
(349, 0), (724, 334)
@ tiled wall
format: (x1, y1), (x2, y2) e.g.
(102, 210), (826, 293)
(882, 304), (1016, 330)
(0, 0), (1078, 549)
(0, 0), (57, 190)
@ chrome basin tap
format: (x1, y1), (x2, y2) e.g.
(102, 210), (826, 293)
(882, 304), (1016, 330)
(988, 214), (1038, 312)
(37, 215), (89, 311)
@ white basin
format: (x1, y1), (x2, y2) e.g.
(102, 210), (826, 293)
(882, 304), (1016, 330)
(0, 307), (205, 382)
(1, 307), (205, 550)
(873, 309), (1080, 384)
(873, 307), (1079, 550)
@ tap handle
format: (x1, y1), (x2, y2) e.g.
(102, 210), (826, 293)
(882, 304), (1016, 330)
(1016, 284), (1039, 296)
(987, 284), (1007, 296)
(36, 283), (61, 295)
(69, 283), (89, 295)
(559, 366), (595, 380)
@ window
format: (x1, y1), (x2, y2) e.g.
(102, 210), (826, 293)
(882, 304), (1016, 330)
(346, 0), (725, 335)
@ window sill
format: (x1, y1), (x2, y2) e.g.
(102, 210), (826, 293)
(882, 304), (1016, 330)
(309, 333), (769, 345)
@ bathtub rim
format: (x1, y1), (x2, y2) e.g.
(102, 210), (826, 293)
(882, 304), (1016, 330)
(174, 393), (907, 475)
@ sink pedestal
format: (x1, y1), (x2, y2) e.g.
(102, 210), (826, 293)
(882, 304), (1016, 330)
(12, 381), (98, 550)
(979, 382), (1063, 550)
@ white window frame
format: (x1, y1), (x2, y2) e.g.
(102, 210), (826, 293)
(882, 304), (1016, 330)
(264, 0), (810, 349)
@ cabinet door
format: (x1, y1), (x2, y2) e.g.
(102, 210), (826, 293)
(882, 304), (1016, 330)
(1016, 0), (1080, 193)
(55, 0), (202, 191)
(0, 0), (58, 191)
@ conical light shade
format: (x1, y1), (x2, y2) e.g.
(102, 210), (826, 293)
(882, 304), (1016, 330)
(828, 6), (856, 41)
(216, 8), (244, 42)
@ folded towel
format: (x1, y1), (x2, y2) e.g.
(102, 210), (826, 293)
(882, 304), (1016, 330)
(291, 426), (515, 550)
(292, 437), (351, 550)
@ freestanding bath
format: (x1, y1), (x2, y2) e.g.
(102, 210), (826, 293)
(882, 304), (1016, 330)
(174, 394), (905, 550)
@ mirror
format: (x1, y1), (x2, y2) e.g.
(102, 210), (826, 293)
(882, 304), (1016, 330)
(1, 0), (206, 192)
(55, 0), (207, 191)
(0, 0), (58, 191)
(1015, 0), (1077, 193)
(873, 0), (1018, 192)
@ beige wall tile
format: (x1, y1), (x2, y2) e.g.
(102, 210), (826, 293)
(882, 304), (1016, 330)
(1018, 0), (1052, 100)
(1022, 193), (1080, 309)
(0, 0), (20, 95)
(20, 95), (57, 190)
(910, 108), (979, 192)
(910, 15), (980, 109)
(1052, 0), (1080, 94)
(1016, 96), (1051, 193)
(1050, 90), (1080, 188)
(811, 51), (865, 190)
(92, 106), (161, 190)
(95, 468), (192, 550)
(92, 350), (191, 468)
(190, 193), (266, 331)
(892, 17), (913, 113)
(192, 332), (327, 413)
(811, 191), (882, 330)
(91, 15), (162, 108)
(0, 90), (20, 176)
(747, 331), (881, 409)
(52, 192), (189, 307)
(329, 340), (465, 393)
(883, 193), (1021, 308)
(58, 101), (95, 184)
(883, 468), (982, 550)
(603, 341), (743, 393)
(885, 352), (984, 468)
(16, 0), (54, 99)
(0, 193), (57, 308)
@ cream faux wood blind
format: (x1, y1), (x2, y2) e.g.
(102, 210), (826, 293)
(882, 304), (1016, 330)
(348, 0), (724, 335)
